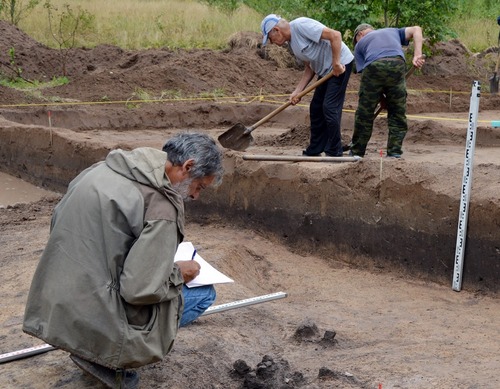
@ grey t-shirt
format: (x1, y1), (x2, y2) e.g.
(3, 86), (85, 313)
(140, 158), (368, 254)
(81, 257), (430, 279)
(354, 28), (408, 72)
(289, 17), (354, 77)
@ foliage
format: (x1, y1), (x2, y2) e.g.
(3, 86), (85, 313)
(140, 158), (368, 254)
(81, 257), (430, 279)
(301, 0), (370, 35)
(450, 0), (500, 51)
(198, 0), (239, 14)
(301, 0), (458, 47)
(0, 0), (41, 25)
(0, 46), (34, 83)
(8, 47), (22, 78)
(203, 0), (497, 51)
(241, 0), (308, 19)
(454, 0), (500, 18)
(43, 1), (95, 75)
(0, 74), (67, 89)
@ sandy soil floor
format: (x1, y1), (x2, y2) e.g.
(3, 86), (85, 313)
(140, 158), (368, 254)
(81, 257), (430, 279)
(1, 201), (499, 389)
(0, 20), (499, 389)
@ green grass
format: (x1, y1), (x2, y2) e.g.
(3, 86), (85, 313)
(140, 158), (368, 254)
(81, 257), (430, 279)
(0, 76), (69, 89)
(7, 0), (500, 52)
(0, 75), (70, 102)
(450, 16), (500, 52)
(17, 0), (263, 50)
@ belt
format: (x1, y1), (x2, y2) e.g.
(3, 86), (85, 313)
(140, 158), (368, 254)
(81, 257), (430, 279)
(376, 56), (404, 62)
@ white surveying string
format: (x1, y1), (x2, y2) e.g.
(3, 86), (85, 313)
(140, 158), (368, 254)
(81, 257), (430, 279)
(0, 292), (287, 364)
(452, 80), (480, 292)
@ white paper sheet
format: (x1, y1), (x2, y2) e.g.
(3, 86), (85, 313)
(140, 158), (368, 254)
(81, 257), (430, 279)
(174, 241), (234, 288)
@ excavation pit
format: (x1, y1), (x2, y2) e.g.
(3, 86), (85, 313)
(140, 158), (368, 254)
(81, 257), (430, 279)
(1, 24), (499, 387)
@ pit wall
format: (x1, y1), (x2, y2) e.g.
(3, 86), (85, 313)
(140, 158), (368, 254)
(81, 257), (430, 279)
(190, 154), (499, 293)
(0, 117), (110, 192)
(1, 118), (498, 293)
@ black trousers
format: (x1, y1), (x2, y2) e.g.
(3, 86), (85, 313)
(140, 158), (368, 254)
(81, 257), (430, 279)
(304, 60), (353, 156)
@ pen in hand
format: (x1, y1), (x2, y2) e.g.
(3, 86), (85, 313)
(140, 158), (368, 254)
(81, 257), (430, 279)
(191, 249), (197, 260)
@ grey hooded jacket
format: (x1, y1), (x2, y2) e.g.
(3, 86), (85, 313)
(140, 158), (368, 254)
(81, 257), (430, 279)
(23, 147), (186, 368)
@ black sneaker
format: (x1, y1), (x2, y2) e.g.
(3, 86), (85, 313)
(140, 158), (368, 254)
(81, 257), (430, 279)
(302, 150), (321, 157)
(70, 354), (139, 389)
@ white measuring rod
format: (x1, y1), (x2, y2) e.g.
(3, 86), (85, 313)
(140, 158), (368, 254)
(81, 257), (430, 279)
(0, 291), (287, 364)
(452, 80), (480, 292)
(201, 291), (287, 315)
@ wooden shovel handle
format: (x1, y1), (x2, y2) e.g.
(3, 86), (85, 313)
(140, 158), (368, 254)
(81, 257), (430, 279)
(247, 70), (338, 132)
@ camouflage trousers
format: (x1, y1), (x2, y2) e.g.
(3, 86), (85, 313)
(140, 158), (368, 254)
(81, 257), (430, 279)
(351, 58), (408, 157)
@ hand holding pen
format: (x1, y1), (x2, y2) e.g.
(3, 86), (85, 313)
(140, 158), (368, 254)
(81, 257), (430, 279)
(177, 248), (200, 284)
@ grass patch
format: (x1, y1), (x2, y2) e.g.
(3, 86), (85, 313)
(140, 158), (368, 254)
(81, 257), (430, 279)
(124, 87), (226, 105)
(450, 17), (500, 52)
(18, 0), (263, 50)
(7, 0), (498, 53)
(0, 76), (69, 90)
(198, 88), (226, 100)
(160, 90), (183, 100)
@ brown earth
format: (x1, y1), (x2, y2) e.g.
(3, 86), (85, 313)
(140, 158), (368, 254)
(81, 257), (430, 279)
(1, 20), (500, 389)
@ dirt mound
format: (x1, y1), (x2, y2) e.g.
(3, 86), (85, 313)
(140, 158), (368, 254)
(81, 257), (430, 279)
(1, 19), (499, 112)
(423, 39), (473, 76)
(260, 124), (310, 147)
(0, 20), (303, 105)
(0, 21), (57, 81)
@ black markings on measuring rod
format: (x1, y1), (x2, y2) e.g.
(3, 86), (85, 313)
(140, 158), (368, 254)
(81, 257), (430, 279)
(452, 81), (480, 292)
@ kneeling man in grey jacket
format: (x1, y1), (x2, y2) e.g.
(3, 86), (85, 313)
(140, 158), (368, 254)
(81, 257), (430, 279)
(23, 132), (224, 388)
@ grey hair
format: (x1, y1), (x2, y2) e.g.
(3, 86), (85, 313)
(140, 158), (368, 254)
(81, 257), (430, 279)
(162, 132), (224, 185)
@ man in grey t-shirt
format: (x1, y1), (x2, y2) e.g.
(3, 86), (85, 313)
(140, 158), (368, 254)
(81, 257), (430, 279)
(261, 14), (354, 156)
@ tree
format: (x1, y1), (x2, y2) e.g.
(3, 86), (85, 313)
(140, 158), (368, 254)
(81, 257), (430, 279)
(44, 1), (95, 76)
(299, 0), (458, 46)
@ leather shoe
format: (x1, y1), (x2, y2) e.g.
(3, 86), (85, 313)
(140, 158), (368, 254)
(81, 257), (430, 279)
(70, 354), (139, 389)
(302, 150), (321, 157)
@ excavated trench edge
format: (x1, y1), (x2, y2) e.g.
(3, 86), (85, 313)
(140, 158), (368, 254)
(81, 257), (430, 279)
(0, 116), (498, 294)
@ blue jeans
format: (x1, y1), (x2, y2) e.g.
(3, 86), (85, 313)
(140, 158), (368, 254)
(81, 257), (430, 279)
(180, 284), (216, 327)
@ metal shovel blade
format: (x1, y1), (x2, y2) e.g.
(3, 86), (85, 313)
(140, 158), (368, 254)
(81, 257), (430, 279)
(219, 71), (339, 151)
(490, 73), (499, 94)
(218, 123), (254, 151)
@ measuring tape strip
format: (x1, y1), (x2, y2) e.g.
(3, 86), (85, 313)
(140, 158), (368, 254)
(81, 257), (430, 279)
(0, 291), (287, 364)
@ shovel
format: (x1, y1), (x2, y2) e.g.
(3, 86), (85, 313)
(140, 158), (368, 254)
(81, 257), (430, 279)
(218, 71), (337, 151)
(489, 34), (500, 94)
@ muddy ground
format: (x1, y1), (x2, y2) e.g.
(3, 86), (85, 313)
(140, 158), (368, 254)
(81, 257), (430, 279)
(1, 20), (500, 389)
